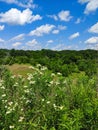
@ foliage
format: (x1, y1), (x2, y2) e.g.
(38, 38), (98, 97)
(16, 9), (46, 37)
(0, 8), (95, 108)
(0, 65), (98, 130)
(0, 49), (97, 76)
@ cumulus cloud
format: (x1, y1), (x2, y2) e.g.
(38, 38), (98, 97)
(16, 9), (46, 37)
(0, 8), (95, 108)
(0, 8), (42, 25)
(0, 25), (5, 31)
(0, 38), (4, 42)
(26, 39), (38, 46)
(69, 32), (80, 40)
(52, 44), (72, 50)
(47, 10), (72, 22)
(0, 0), (37, 9)
(47, 40), (53, 43)
(10, 34), (25, 41)
(12, 42), (22, 47)
(58, 25), (67, 30)
(52, 30), (59, 34)
(75, 18), (81, 24)
(79, 0), (98, 14)
(26, 39), (41, 50)
(47, 15), (58, 21)
(88, 22), (98, 33)
(85, 36), (98, 44)
(29, 24), (55, 36)
(58, 10), (72, 22)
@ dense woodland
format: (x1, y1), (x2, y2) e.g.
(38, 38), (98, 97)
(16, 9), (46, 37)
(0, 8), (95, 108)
(0, 49), (98, 76)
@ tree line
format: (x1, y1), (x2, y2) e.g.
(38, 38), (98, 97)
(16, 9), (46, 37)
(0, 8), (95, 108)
(0, 49), (97, 76)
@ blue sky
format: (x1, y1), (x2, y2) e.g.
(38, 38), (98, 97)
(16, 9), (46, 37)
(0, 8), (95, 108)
(0, 0), (98, 50)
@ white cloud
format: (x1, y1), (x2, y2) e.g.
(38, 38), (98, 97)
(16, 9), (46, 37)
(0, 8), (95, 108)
(75, 18), (81, 24)
(58, 10), (72, 22)
(85, 36), (98, 44)
(26, 39), (41, 50)
(26, 39), (38, 46)
(79, 0), (98, 14)
(0, 8), (42, 25)
(58, 25), (67, 30)
(0, 25), (5, 30)
(0, 38), (4, 42)
(0, 0), (37, 9)
(69, 32), (80, 40)
(52, 44), (72, 50)
(29, 24), (55, 36)
(47, 10), (72, 22)
(88, 22), (98, 33)
(10, 34), (25, 41)
(47, 15), (58, 21)
(47, 40), (53, 43)
(52, 29), (59, 34)
(12, 42), (22, 47)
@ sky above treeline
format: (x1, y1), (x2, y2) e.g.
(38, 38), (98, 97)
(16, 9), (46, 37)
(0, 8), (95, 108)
(0, 0), (98, 50)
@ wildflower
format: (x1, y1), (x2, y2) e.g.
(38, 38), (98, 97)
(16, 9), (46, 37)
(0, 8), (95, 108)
(21, 108), (23, 111)
(24, 89), (30, 93)
(26, 100), (31, 104)
(39, 72), (43, 75)
(9, 125), (14, 129)
(53, 104), (57, 108)
(47, 101), (50, 104)
(41, 66), (47, 71)
(27, 75), (33, 80)
(6, 110), (11, 114)
(51, 73), (55, 77)
(5, 105), (7, 108)
(50, 81), (54, 85)
(8, 102), (13, 106)
(2, 94), (6, 97)
(13, 82), (18, 86)
(55, 81), (60, 85)
(23, 85), (28, 88)
(59, 106), (64, 110)
(1, 86), (5, 89)
(11, 75), (16, 79)
(57, 72), (62, 76)
(42, 99), (45, 102)
(29, 81), (35, 84)
(18, 116), (24, 122)
(36, 64), (41, 68)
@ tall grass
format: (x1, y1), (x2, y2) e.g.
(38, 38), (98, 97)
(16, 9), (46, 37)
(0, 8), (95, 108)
(0, 65), (98, 130)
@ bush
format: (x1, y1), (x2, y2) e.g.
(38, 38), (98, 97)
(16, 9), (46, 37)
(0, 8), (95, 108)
(0, 65), (98, 129)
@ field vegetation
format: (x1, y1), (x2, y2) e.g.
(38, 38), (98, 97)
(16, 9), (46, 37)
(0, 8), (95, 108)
(0, 49), (98, 130)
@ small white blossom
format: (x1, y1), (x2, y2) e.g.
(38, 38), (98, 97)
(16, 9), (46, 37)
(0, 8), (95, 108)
(2, 94), (6, 97)
(18, 116), (24, 122)
(50, 81), (54, 85)
(59, 106), (64, 110)
(42, 99), (45, 102)
(36, 64), (41, 68)
(51, 73), (55, 77)
(8, 102), (13, 106)
(47, 101), (50, 104)
(9, 125), (14, 129)
(29, 81), (35, 84)
(57, 72), (62, 76)
(23, 86), (28, 88)
(1, 86), (5, 89)
(6, 110), (12, 114)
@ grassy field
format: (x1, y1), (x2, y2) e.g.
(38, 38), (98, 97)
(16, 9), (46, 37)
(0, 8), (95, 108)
(0, 64), (98, 129)
(6, 64), (33, 77)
